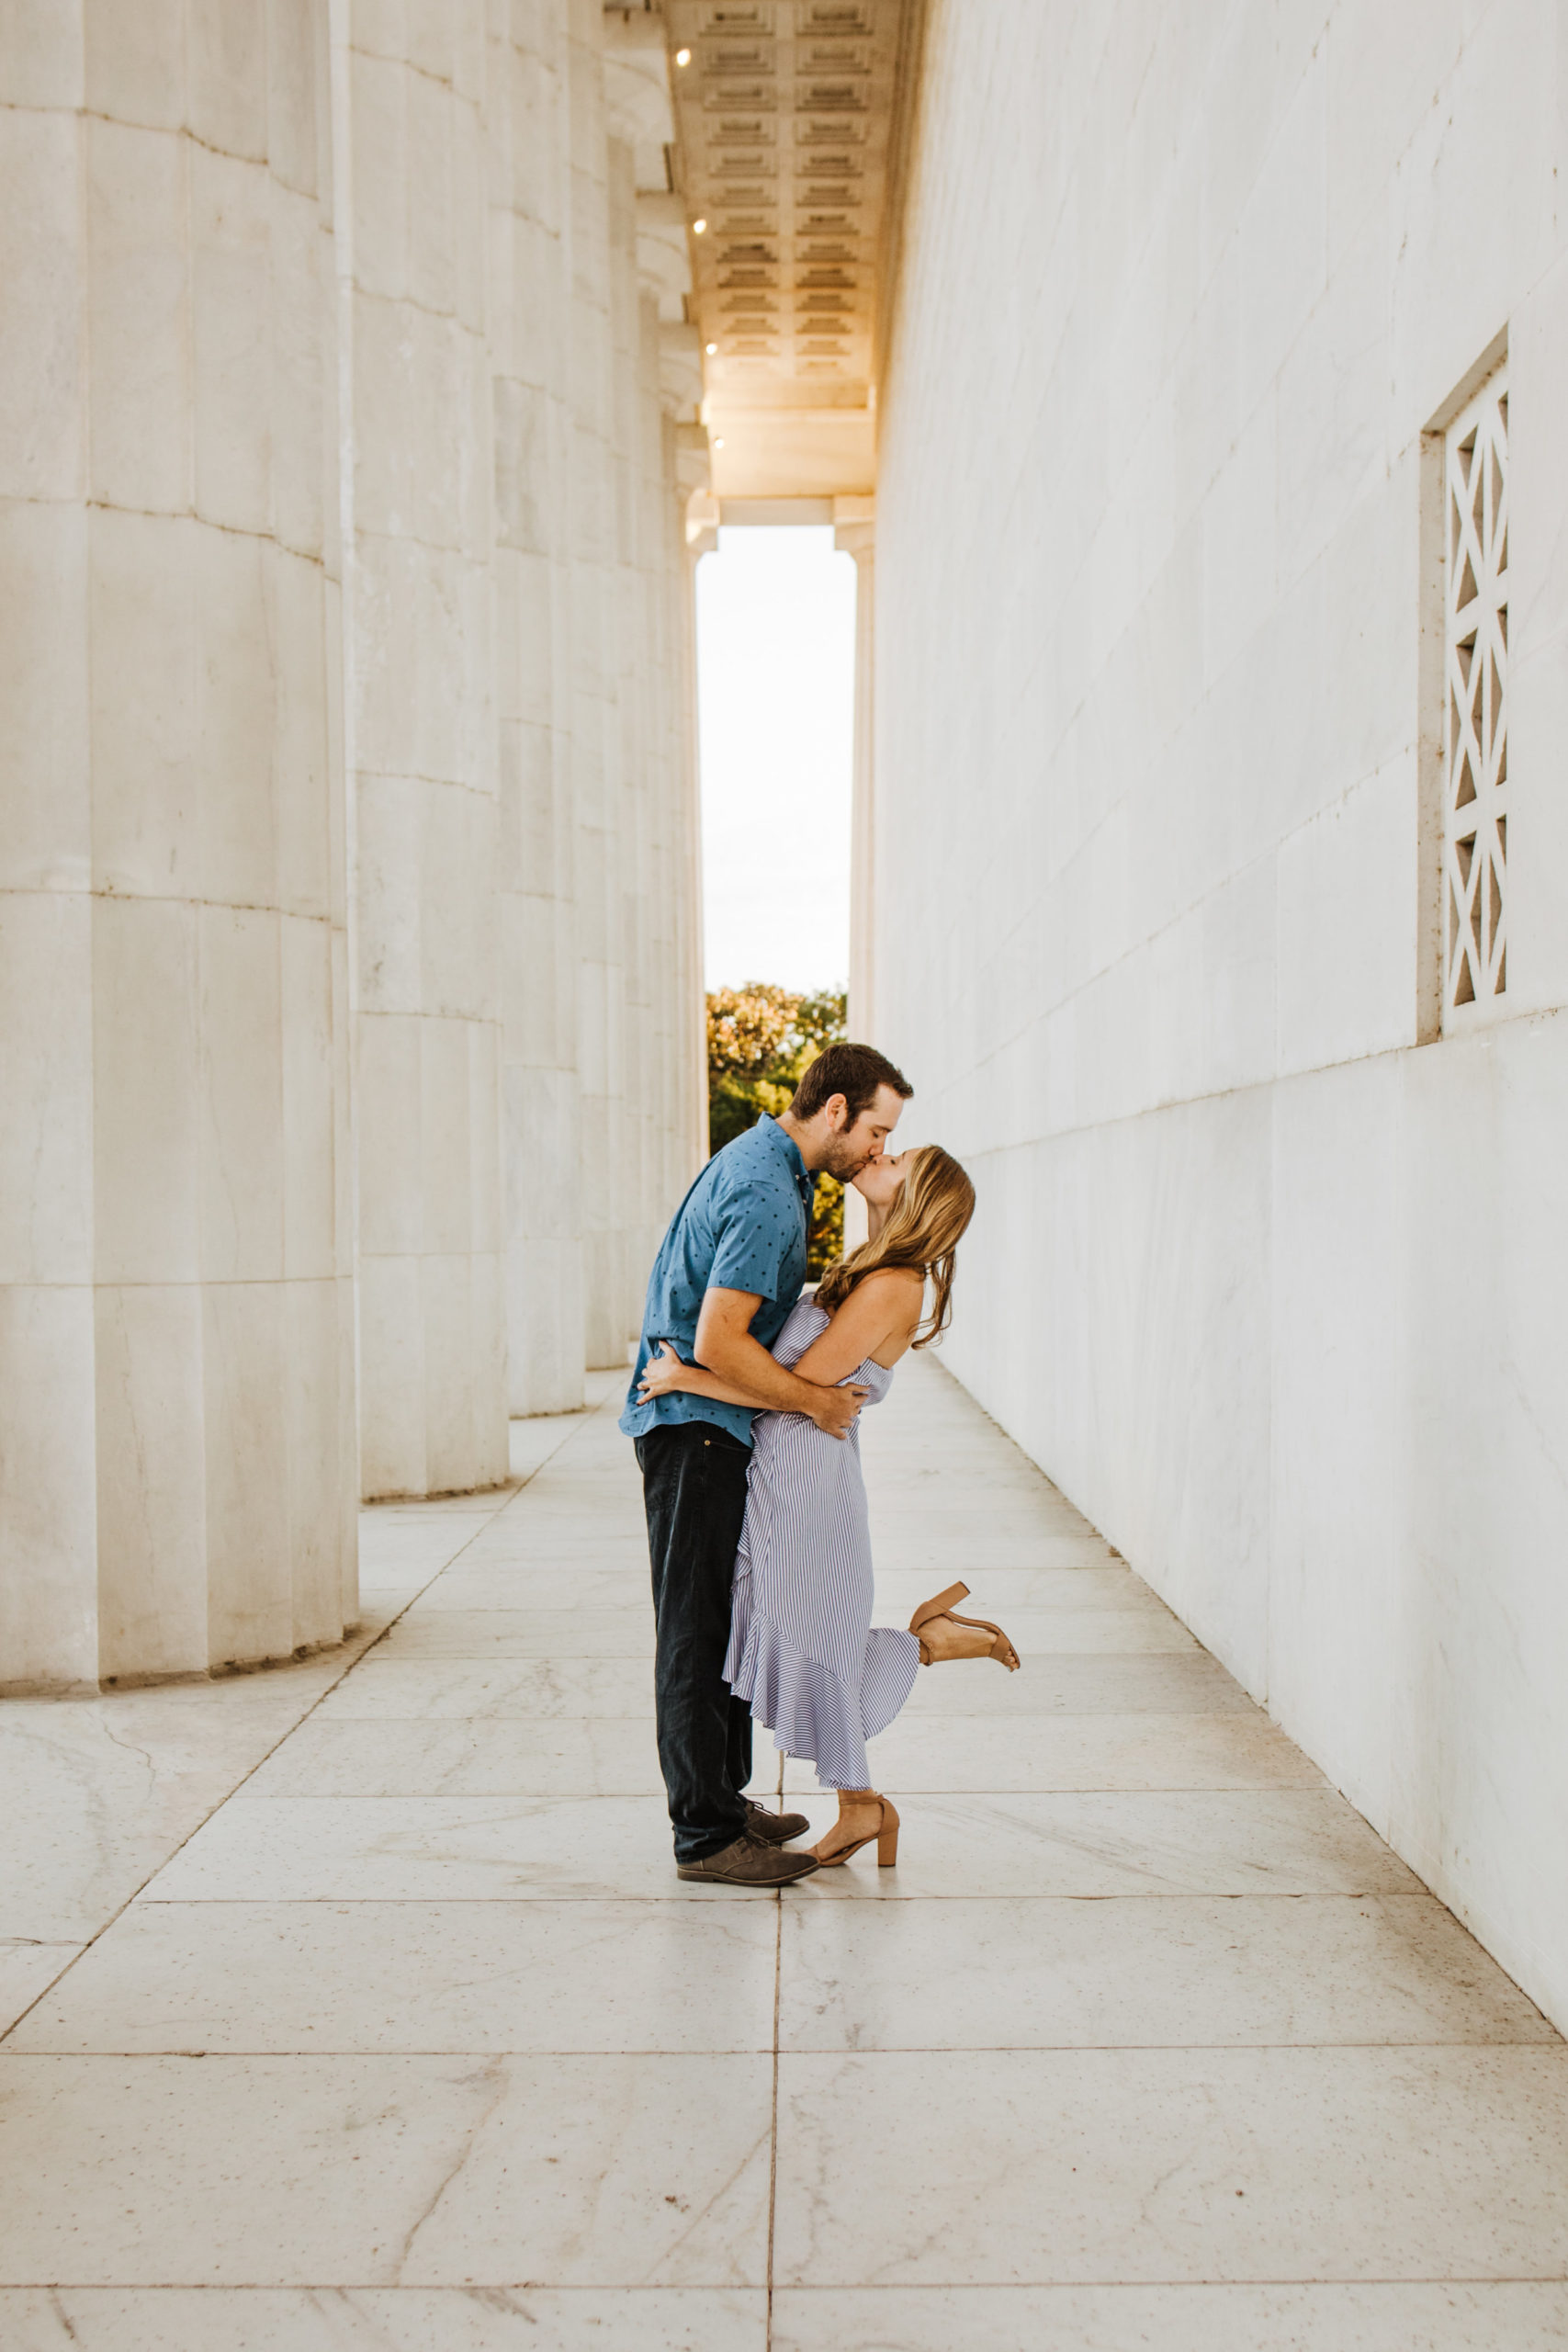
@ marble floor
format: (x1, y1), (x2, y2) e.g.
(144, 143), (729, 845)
(3, 1363), (1567, 2349)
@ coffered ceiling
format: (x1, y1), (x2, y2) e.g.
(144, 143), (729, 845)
(662, 0), (920, 503)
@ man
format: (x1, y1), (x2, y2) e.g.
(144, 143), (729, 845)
(622, 1041), (914, 1884)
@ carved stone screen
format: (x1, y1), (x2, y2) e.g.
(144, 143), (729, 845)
(1443, 366), (1509, 1023)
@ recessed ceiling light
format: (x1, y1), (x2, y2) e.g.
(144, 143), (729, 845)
(675, 47), (692, 65)
(693, 217), (707, 234)
(705, 341), (718, 355)
(714, 436), (726, 448)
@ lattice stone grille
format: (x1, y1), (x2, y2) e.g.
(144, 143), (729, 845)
(1442, 368), (1509, 1022)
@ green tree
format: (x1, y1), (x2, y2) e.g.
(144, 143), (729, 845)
(706, 981), (848, 1278)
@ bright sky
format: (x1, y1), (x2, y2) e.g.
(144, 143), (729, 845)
(695, 525), (856, 995)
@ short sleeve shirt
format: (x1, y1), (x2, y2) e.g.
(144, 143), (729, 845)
(619, 1114), (815, 1449)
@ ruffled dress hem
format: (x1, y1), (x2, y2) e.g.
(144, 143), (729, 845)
(725, 1566), (920, 1792)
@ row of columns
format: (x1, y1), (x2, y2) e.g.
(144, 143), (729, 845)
(0, 0), (706, 1692)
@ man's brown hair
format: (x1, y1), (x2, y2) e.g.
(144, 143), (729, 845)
(788, 1040), (913, 1123)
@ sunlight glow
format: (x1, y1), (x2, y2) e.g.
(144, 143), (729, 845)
(695, 526), (855, 995)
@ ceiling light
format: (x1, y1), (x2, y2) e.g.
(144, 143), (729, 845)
(675, 46), (692, 65)
(705, 341), (718, 355)
(714, 436), (725, 448)
(693, 217), (707, 234)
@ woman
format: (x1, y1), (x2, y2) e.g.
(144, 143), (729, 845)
(637, 1142), (1019, 1869)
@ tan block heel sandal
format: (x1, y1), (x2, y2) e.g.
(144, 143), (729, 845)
(908, 1580), (1021, 1672)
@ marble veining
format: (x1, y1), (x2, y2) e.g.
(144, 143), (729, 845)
(0, 1357), (1560, 2341)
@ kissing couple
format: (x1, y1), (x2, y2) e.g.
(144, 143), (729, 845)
(620, 1041), (1020, 1886)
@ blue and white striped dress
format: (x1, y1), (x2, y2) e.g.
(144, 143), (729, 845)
(724, 1297), (920, 1791)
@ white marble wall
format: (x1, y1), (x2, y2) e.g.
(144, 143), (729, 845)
(0, 0), (357, 1690)
(0, 0), (705, 1676)
(874, 0), (1568, 2027)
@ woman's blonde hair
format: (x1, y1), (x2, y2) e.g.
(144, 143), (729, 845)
(817, 1143), (976, 1349)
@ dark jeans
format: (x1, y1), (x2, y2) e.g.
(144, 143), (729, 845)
(636, 1419), (755, 1864)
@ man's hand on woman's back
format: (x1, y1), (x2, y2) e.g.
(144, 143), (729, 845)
(811, 1382), (869, 1441)
(694, 1286), (868, 1438)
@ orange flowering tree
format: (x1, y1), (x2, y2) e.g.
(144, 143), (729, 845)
(706, 982), (847, 1276)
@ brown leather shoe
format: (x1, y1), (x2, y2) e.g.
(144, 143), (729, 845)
(746, 1800), (811, 1845)
(676, 1834), (819, 1885)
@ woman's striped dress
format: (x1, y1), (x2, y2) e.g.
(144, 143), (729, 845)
(723, 1297), (920, 1791)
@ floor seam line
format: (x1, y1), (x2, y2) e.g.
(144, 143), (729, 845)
(0, 1412), (602, 2049)
(7, 2039), (1557, 2058)
(9, 2277), (1568, 2292)
(766, 1884), (783, 2347)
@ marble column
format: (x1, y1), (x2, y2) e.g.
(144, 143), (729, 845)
(837, 501), (876, 1253)
(598, 14), (708, 1356)
(490, 0), (584, 1417)
(563, 14), (625, 1374)
(0, 0), (356, 1689)
(489, 0), (705, 1412)
(647, 397), (706, 1242)
(835, 499), (877, 1042)
(345, 1), (509, 1497)
(669, 468), (713, 1196)
(619, 288), (682, 1313)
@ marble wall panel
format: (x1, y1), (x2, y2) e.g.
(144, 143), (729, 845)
(87, 509), (197, 896)
(0, 0), (84, 107)
(0, 104), (82, 498)
(356, 1013), (423, 1256)
(280, 913), (339, 1282)
(1275, 757), (1418, 1076)
(1390, 1019), (1568, 2014)
(874, 0), (1568, 2029)
(1235, 50), (1327, 424)
(1266, 1059), (1401, 1820)
(1505, 628), (1568, 1019)
(190, 146), (273, 534)
(91, 895), (201, 1286)
(202, 1278), (293, 1666)
(356, 776), (423, 1013)
(186, 0), (268, 161)
(357, 1254), (427, 1499)
(1497, 253), (1568, 1018)
(351, 295), (475, 551)
(0, 1286), (97, 1690)
(273, 549), (333, 920)
(1387, 0), (1557, 437)
(0, 892), (92, 1284)
(85, 119), (190, 514)
(1324, 0), (1465, 269)
(403, 64), (461, 319)
(267, 0), (321, 198)
(284, 1274), (354, 1648)
(93, 1283), (208, 1680)
(1275, 206), (1391, 595)
(345, 49), (410, 300)
(191, 527), (278, 909)
(82, 0), (184, 130)
(0, 499), (89, 889)
(197, 904), (286, 1284)
(419, 1017), (479, 1260)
